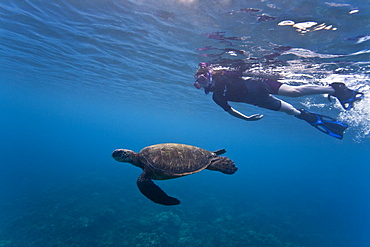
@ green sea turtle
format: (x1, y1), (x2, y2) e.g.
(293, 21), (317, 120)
(112, 143), (237, 206)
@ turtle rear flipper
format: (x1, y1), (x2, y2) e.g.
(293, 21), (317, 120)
(207, 157), (238, 174)
(137, 172), (180, 206)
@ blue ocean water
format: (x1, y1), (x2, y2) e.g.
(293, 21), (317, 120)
(1, 0), (370, 246)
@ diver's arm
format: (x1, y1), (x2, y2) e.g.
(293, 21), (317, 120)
(227, 107), (263, 121)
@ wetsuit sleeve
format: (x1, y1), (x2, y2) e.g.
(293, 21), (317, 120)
(213, 93), (231, 111)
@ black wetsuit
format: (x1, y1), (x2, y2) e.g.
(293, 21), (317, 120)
(211, 74), (283, 112)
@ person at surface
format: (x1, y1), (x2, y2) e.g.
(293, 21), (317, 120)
(193, 62), (364, 139)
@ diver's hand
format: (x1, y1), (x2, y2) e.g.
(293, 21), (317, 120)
(227, 108), (264, 121)
(246, 114), (264, 121)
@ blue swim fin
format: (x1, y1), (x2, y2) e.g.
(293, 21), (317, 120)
(296, 109), (348, 139)
(328, 82), (364, 110)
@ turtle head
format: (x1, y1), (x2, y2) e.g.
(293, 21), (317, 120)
(112, 149), (136, 164)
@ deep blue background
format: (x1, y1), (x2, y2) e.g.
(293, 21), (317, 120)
(1, 0), (370, 246)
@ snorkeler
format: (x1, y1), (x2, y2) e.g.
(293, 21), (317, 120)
(194, 62), (364, 139)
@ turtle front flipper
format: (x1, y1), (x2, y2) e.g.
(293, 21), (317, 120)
(137, 171), (180, 206)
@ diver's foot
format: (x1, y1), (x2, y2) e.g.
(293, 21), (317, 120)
(295, 109), (348, 139)
(295, 109), (318, 124)
(329, 82), (364, 110)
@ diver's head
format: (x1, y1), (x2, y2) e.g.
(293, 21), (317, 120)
(194, 62), (213, 91)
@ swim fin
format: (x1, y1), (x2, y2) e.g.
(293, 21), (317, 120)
(328, 82), (364, 110)
(296, 109), (348, 139)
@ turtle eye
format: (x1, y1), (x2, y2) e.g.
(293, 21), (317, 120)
(117, 150), (130, 159)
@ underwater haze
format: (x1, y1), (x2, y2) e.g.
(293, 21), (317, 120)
(1, 0), (370, 246)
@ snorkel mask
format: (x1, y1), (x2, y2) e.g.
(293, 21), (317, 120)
(194, 62), (213, 94)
